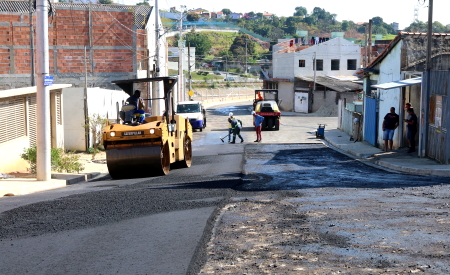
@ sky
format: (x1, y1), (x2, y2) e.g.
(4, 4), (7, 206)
(119, 0), (449, 30)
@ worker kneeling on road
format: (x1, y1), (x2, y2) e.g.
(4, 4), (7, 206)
(229, 116), (244, 144)
(126, 89), (145, 124)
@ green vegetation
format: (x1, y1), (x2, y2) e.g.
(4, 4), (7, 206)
(21, 146), (84, 174)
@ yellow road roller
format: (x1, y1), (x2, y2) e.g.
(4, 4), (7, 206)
(102, 77), (193, 179)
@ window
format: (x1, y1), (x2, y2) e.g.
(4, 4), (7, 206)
(0, 97), (26, 144)
(331, 59), (340, 70)
(347, 59), (357, 70)
(298, 60), (305, 67)
(313, 59), (323, 71)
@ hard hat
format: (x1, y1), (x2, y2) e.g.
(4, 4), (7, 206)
(229, 112), (233, 117)
(251, 111), (255, 115)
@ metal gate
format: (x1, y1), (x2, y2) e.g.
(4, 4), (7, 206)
(364, 96), (377, 146)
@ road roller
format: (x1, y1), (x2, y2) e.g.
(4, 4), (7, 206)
(102, 77), (193, 179)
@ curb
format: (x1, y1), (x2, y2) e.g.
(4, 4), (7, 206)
(52, 172), (100, 185)
(324, 136), (378, 159)
(375, 160), (450, 177)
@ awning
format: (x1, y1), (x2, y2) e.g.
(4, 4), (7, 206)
(371, 77), (422, 90)
(0, 84), (72, 99)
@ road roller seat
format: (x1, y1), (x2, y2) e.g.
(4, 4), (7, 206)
(120, 102), (147, 125)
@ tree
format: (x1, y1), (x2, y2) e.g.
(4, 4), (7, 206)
(341, 21), (350, 31)
(222, 9), (232, 15)
(229, 34), (256, 59)
(433, 21), (449, 33)
(186, 12), (200, 22)
(371, 16), (384, 26)
(98, 0), (114, 4)
(136, 0), (149, 6)
(294, 6), (307, 17)
(184, 32), (212, 56)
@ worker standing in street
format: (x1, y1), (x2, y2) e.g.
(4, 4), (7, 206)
(227, 112), (233, 143)
(252, 111), (264, 142)
(229, 116), (244, 144)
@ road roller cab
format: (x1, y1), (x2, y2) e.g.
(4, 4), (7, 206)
(103, 77), (193, 179)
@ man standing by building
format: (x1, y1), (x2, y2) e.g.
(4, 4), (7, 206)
(382, 107), (399, 152)
(404, 108), (418, 153)
(252, 111), (264, 142)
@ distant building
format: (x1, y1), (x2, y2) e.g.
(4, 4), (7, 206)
(229, 13), (242, 20)
(269, 37), (362, 113)
(391, 22), (399, 31)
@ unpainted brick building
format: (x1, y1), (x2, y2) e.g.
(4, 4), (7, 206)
(0, 1), (158, 90)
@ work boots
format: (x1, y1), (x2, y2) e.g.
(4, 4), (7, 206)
(230, 136), (236, 144)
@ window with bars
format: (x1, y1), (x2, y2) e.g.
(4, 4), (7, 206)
(313, 59), (323, 71)
(298, 60), (305, 67)
(331, 59), (340, 70)
(0, 97), (26, 144)
(347, 59), (357, 70)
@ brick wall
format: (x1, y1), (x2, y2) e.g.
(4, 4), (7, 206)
(0, 4), (149, 89)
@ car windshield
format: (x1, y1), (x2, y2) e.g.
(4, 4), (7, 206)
(177, 104), (200, 113)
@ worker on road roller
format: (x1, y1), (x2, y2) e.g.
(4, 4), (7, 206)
(124, 89), (145, 124)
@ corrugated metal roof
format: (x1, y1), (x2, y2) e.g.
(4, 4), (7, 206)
(366, 32), (450, 70)
(371, 77), (422, 90)
(296, 76), (363, 92)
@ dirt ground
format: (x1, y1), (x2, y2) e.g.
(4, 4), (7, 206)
(199, 144), (450, 274)
(200, 187), (450, 274)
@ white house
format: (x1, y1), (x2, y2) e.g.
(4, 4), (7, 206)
(0, 85), (71, 173)
(229, 13), (242, 20)
(270, 37), (362, 113)
(361, 32), (450, 162)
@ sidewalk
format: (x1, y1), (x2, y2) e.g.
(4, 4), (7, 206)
(324, 128), (450, 177)
(0, 152), (109, 197)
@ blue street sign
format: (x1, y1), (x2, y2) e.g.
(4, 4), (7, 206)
(44, 76), (54, 86)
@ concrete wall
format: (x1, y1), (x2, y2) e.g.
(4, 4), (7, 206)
(273, 37), (361, 80)
(62, 87), (128, 151)
(62, 88), (86, 151)
(273, 51), (295, 81)
(278, 82), (294, 111)
(0, 136), (30, 173)
(294, 38), (360, 78)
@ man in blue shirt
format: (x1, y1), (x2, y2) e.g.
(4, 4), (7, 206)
(126, 90), (145, 124)
(252, 111), (264, 142)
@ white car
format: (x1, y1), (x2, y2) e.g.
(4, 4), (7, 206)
(176, 101), (207, 131)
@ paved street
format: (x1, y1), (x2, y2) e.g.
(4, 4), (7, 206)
(1, 101), (450, 274)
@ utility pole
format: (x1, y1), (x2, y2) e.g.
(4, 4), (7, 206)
(245, 39), (247, 76)
(36, 0), (51, 181)
(368, 19), (373, 64)
(363, 23), (368, 67)
(177, 5), (186, 104)
(421, 0), (433, 157)
(225, 57), (228, 80)
(188, 42), (192, 100)
(313, 52), (317, 91)
(29, 0), (35, 86)
(152, 0), (161, 116)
